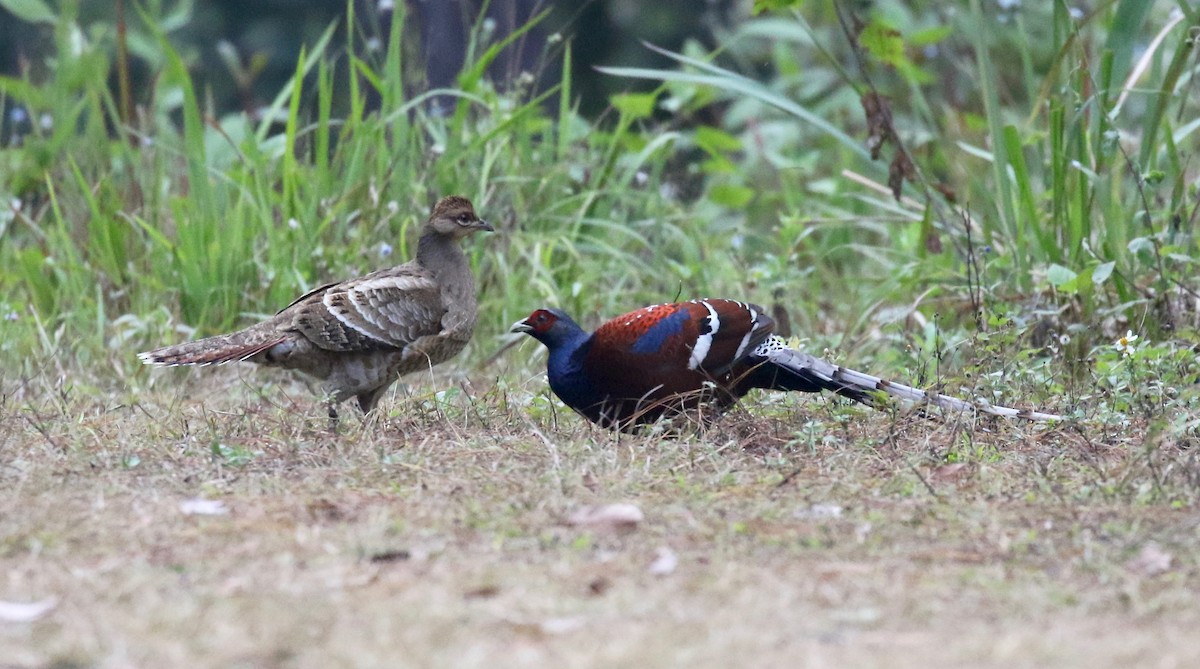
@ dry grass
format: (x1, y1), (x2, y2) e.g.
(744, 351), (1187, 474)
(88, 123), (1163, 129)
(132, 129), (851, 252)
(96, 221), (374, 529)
(2, 367), (1198, 668)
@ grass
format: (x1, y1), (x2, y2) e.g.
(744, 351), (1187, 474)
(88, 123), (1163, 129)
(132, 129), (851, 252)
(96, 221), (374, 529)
(3, 372), (1199, 667)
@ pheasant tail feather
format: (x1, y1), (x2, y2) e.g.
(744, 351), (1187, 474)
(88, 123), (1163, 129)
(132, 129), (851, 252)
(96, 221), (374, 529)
(762, 345), (1061, 421)
(139, 329), (287, 367)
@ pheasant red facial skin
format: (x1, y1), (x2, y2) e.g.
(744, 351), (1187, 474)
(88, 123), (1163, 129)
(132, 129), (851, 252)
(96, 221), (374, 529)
(512, 298), (1061, 432)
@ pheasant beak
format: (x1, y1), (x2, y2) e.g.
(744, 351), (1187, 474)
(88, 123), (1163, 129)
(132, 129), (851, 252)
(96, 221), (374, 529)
(474, 219), (494, 232)
(509, 318), (533, 334)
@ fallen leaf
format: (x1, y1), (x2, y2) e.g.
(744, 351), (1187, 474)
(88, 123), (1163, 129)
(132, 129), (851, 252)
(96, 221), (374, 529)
(795, 503), (843, 519)
(587, 576), (612, 596)
(539, 616), (586, 635)
(930, 463), (969, 483)
(464, 584), (500, 599)
(1126, 542), (1172, 577)
(566, 503), (643, 533)
(648, 547), (678, 576)
(369, 549), (411, 564)
(0, 597), (57, 623)
(179, 498), (228, 516)
(581, 470), (599, 493)
(307, 498), (346, 522)
(504, 616), (587, 638)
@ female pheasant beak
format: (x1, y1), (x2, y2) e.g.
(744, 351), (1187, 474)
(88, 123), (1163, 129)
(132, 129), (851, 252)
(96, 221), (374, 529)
(473, 219), (495, 232)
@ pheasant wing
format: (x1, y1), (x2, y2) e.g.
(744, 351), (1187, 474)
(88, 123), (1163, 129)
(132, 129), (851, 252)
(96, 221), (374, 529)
(286, 265), (446, 352)
(685, 299), (775, 376)
(589, 299), (775, 378)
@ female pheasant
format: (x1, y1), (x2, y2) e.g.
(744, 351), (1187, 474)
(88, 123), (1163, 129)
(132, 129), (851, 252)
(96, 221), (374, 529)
(140, 196), (492, 420)
(511, 299), (1060, 432)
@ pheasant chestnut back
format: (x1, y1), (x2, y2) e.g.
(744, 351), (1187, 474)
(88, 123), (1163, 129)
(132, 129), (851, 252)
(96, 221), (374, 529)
(512, 299), (1060, 432)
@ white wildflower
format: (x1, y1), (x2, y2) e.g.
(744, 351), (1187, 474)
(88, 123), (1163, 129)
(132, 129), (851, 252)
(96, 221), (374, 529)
(1114, 330), (1139, 357)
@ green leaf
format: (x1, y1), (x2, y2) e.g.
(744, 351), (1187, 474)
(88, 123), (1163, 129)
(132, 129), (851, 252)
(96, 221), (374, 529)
(859, 19), (931, 84)
(1127, 237), (1155, 254)
(1046, 264), (1077, 287)
(709, 183), (754, 208)
(694, 126), (743, 154)
(0, 0), (56, 24)
(611, 92), (658, 119)
(1091, 261), (1115, 285)
(753, 0), (803, 15)
(910, 25), (953, 46)
(860, 20), (905, 65)
(597, 47), (868, 161)
(700, 155), (737, 175)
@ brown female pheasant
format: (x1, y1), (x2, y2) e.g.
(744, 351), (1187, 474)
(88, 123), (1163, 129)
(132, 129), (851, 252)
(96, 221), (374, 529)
(139, 195), (492, 419)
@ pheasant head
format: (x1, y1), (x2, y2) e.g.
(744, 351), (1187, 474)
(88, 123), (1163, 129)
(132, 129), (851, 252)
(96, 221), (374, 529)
(426, 195), (494, 238)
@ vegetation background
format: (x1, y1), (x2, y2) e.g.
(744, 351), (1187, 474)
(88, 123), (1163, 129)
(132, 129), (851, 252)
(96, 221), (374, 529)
(1, 0), (1199, 666)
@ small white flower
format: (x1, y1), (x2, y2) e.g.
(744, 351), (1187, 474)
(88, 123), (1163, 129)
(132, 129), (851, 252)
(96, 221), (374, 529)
(378, 242), (393, 258)
(287, 218), (300, 230)
(1115, 330), (1139, 357)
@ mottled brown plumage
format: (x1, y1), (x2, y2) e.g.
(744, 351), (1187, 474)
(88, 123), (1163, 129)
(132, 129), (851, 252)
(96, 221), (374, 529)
(139, 195), (492, 417)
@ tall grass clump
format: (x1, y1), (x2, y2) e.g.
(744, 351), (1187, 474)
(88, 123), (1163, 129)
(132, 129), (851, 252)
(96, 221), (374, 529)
(600, 1), (1199, 352)
(0, 2), (725, 392)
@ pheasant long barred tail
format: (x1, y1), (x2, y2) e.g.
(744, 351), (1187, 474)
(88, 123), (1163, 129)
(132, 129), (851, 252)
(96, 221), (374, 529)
(756, 339), (1062, 421)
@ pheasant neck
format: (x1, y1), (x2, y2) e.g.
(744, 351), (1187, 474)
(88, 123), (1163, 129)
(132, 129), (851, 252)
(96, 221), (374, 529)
(543, 331), (594, 406)
(416, 231), (477, 335)
(417, 229), (466, 268)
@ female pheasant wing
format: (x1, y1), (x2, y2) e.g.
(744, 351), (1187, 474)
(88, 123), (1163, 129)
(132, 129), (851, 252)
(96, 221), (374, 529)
(286, 265), (447, 352)
(277, 280), (340, 313)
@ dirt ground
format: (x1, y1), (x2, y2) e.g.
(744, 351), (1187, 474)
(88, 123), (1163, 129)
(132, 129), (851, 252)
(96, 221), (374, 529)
(2, 375), (1197, 668)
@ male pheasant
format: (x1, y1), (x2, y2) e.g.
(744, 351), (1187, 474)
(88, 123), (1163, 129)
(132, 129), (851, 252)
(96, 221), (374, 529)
(511, 299), (1060, 432)
(140, 195), (492, 419)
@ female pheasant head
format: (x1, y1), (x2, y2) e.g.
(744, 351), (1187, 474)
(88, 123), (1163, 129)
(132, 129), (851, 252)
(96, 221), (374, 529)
(427, 195), (494, 238)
